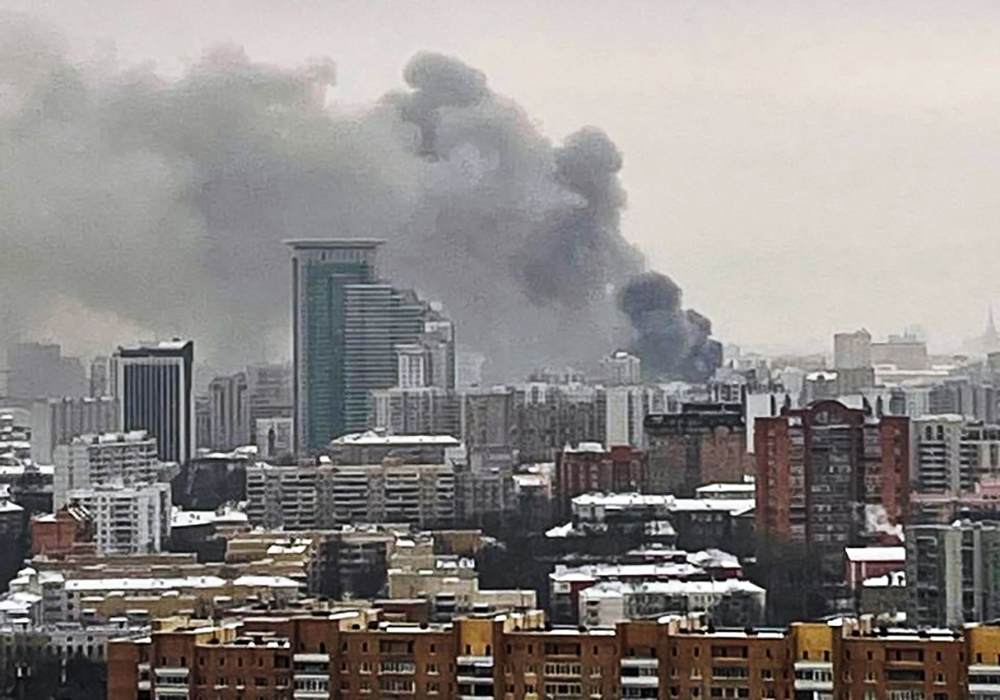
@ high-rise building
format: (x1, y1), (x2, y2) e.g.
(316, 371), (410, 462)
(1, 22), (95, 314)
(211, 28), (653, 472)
(755, 400), (909, 613)
(111, 340), (195, 464)
(288, 239), (433, 455)
(912, 415), (1000, 497)
(602, 350), (642, 386)
(65, 481), (170, 556)
(52, 430), (161, 509)
(89, 356), (109, 397)
(369, 321), (460, 438)
(906, 519), (1000, 628)
(30, 396), (119, 464)
(207, 371), (250, 450)
(834, 329), (875, 395)
(644, 403), (755, 496)
(245, 363), (293, 442)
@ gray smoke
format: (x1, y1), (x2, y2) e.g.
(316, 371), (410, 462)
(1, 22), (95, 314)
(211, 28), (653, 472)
(619, 273), (723, 382)
(0, 18), (717, 381)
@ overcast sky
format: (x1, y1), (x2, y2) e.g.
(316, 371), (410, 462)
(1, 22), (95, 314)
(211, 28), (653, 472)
(3, 0), (999, 355)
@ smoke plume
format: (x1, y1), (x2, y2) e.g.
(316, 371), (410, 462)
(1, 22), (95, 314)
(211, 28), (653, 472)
(619, 273), (723, 382)
(0, 17), (719, 382)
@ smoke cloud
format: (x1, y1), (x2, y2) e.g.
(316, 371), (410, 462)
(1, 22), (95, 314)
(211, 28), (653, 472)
(619, 273), (723, 382)
(0, 17), (719, 382)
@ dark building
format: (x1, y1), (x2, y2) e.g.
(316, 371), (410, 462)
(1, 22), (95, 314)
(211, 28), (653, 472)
(310, 531), (393, 600)
(112, 340), (195, 464)
(644, 403), (754, 496)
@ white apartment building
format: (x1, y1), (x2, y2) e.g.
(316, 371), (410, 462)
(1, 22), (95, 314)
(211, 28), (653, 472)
(246, 461), (455, 530)
(53, 431), (160, 509)
(65, 481), (170, 556)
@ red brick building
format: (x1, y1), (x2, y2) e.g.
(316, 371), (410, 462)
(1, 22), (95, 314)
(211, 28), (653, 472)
(30, 504), (95, 558)
(553, 443), (648, 518)
(755, 400), (909, 613)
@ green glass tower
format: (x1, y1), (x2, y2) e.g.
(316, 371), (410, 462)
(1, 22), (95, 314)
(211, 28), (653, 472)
(287, 239), (382, 456)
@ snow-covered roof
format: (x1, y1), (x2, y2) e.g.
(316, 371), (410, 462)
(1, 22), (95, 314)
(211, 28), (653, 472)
(845, 546), (906, 563)
(331, 431), (460, 447)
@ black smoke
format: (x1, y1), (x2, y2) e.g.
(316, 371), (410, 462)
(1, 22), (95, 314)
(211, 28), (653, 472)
(620, 272), (723, 382)
(0, 17), (718, 381)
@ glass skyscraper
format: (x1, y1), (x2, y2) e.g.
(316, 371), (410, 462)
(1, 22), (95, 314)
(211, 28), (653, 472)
(291, 239), (433, 457)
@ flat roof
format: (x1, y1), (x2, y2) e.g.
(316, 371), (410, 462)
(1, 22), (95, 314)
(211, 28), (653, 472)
(845, 546), (905, 563)
(284, 239), (384, 248)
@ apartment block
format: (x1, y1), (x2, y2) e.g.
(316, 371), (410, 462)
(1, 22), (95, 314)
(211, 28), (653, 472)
(645, 403), (755, 496)
(64, 481), (171, 556)
(107, 608), (1000, 700)
(52, 430), (161, 509)
(246, 462), (455, 530)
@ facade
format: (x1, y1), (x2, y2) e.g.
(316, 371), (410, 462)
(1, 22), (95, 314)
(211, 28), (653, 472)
(288, 239), (435, 456)
(645, 403), (755, 496)
(52, 430), (161, 510)
(755, 401), (910, 613)
(906, 519), (1000, 628)
(208, 371), (250, 451)
(246, 363), (294, 443)
(370, 387), (462, 438)
(65, 481), (171, 556)
(106, 608), (1000, 700)
(553, 443), (649, 519)
(29, 395), (119, 464)
(256, 417), (295, 461)
(327, 432), (461, 466)
(246, 462), (456, 530)
(579, 579), (766, 628)
(603, 350), (642, 386)
(89, 355), (110, 397)
(112, 340), (195, 464)
(30, 505), (95, 558)
(912, 415), (1000, 497)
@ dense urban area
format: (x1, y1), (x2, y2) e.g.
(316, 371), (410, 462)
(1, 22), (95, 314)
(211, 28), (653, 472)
(1, 238), (1000, 699)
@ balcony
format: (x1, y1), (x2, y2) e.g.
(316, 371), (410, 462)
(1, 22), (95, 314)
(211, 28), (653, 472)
(621, 658), (659, 688)
(969, 664), (1000, 695)
(794, 661), (834, 692)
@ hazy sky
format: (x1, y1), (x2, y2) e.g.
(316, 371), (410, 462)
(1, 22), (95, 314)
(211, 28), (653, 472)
(3, 0), (999, 355)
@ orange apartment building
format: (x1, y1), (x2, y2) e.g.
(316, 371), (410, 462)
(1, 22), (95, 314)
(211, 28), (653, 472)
(106, 606), (1000, 700)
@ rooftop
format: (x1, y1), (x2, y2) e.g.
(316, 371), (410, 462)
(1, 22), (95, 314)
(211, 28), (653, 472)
(845, 546), (906, 563)
(330, 430), (461, 447)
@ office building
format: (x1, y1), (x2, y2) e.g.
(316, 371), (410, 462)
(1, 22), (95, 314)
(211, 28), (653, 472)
(579, 579), (766, 628)
(112, 340), (195, 464)
(208, 371), (250, 450)
(52, 430), (161, 510)
(65, 481), (171, 556)
(644, 403), (755, 496)
(288, 239), (441, 455)
(29, 395), (119, 464)
(755, 400), (910, 615)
